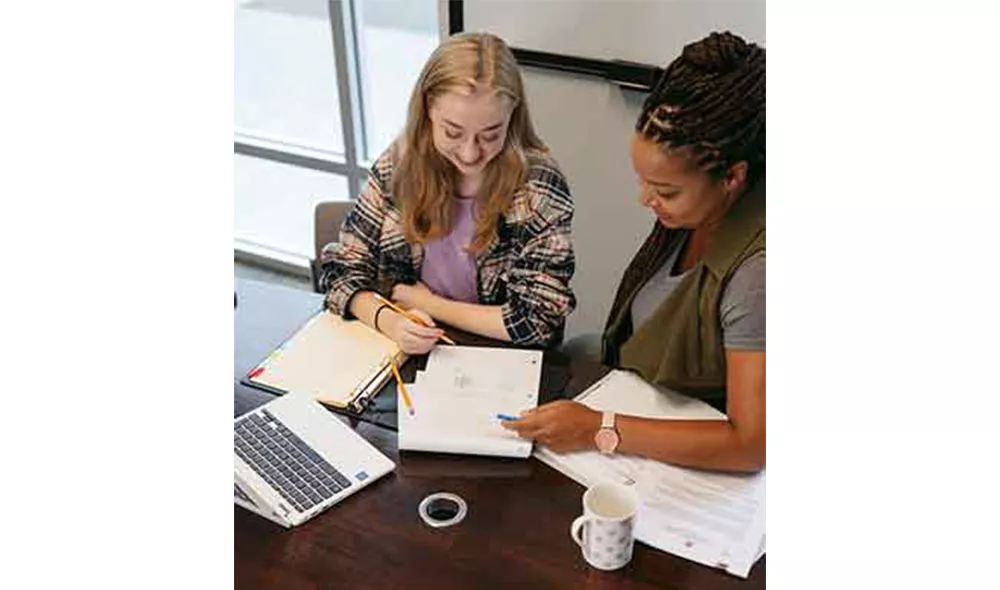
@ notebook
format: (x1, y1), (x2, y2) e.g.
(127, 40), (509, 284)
(242, 310), (406, 413)
(397, 346), (543, 458)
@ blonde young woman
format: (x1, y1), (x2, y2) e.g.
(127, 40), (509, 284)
(319, 32), (576, 354)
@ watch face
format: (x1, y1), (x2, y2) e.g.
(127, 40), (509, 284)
(595, 428), (619, 453)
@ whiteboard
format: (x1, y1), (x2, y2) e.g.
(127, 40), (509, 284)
(463, 0), (765, 68)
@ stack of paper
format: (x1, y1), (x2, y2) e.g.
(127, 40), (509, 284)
(533, 370), (766, 578)
(397, 346), (543, 458)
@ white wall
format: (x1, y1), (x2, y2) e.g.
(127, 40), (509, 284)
(465, 0), (766, 340)
(465, 0), (765, 66)
(521, 70), (651, 340)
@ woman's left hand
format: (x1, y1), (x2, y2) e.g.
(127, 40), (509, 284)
(501, 400), (602, 453)
(391, 281), (437, 311)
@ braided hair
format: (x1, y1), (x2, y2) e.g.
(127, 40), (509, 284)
(637, 31), (765, 184)
(602, 32), (765, 364)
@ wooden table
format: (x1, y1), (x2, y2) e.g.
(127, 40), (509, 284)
(234, 279), (766, 589)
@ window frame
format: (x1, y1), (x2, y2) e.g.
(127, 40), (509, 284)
(234, 0), (451, 272)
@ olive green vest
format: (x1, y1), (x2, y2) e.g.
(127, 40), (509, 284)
(602, 180), (765, 411)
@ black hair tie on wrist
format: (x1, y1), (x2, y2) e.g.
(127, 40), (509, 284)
(373, 303), (391, 333)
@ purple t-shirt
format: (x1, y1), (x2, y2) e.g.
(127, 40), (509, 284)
(420, 196), (479, 303)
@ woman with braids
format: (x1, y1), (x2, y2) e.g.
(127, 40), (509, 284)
(503, 32), (765, 473)
(319, 32), (576, 353)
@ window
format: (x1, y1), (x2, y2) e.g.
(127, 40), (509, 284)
(353, 0), (440, 162)
(234, 153), (350, 263)
(234, 0), (442, 268)
(235, 0), (344, 157)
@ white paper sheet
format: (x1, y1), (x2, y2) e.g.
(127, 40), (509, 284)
(423, 345), (543, 395)
(533, 370), (766, 578)
(396, 346), (543, 458)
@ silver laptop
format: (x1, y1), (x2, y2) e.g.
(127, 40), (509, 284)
(234, 393), (395, 528)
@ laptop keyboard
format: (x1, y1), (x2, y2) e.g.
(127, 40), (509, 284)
(234, 408), (352, 513)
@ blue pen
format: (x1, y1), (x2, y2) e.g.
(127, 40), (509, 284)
(497, 413), (520, 422)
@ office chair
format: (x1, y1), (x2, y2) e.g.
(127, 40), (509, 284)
(311, 201), (352, 293)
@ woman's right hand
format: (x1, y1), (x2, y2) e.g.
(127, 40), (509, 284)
(380, 308), (444, 355)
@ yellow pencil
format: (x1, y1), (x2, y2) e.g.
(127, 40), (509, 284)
(390, 361), (415, 416)
(372, 292), (457, 345)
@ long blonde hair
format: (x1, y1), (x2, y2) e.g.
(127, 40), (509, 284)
(392, 32), (546, 253)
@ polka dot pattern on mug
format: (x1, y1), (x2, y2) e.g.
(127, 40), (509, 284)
(583, 519), (635, 570)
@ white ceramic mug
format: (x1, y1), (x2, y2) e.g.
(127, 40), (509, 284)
(570, 482), (639, 571)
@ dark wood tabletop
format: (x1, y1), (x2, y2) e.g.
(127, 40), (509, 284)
(234, 279), (766, 589)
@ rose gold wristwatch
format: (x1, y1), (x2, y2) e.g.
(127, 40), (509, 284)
(594, 411), (620, 455)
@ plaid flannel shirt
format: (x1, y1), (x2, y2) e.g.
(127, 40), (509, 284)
(319, 146), (577, 348)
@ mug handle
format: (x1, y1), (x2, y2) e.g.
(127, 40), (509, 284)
(570, 515), (593, 548)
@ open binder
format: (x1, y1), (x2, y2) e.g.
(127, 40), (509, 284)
(241, 310), (406, 414)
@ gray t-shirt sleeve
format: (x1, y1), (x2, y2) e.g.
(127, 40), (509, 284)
(720, 251), (766, 351)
